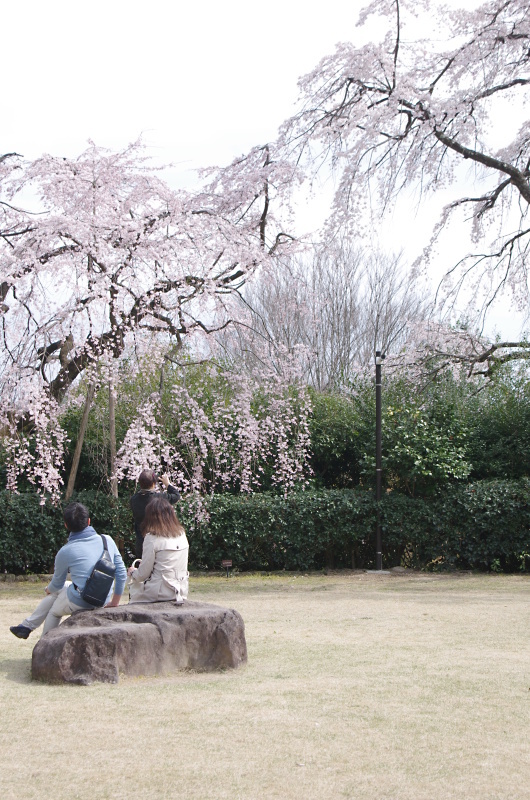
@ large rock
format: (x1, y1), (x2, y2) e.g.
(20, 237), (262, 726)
(31, 600), (247, 685)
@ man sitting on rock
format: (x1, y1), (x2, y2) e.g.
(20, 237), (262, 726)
(10, 502), (126, 640)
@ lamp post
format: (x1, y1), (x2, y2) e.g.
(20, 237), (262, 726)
(375, 350), (385, 571)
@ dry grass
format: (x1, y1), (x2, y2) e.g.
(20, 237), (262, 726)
(1, 571), (529, 800)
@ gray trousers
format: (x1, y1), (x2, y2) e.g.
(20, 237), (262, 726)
(22, 582), (85, 635)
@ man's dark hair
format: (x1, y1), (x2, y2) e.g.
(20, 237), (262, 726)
(63, 502), (90, 533)
(138, 469), (157, 491)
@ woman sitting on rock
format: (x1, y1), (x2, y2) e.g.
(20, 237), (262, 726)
(127, 495), (189, 604)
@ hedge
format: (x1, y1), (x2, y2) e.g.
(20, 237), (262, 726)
(0, 480), (529, 574)
(0, 490), (133, 574)
(425, 480), (530, 572)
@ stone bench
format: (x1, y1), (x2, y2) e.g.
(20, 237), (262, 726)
(31, 600), (247, 685)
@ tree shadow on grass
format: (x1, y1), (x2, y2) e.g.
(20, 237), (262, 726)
(0, 657), (32, 684)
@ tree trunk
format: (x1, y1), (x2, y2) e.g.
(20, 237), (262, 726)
(109, 380), (118, 498)
(65, 383), (95, 501)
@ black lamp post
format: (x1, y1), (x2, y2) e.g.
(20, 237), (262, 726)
(375, 350), (385, 571)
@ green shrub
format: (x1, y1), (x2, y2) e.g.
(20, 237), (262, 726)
(0, 493), (64, 573)
(309, 391), (364, 488)
(426, 479), (530, 571)
(184, 491), (375, 571)
(464, 377), (530, 480)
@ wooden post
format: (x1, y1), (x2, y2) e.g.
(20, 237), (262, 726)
(65, 383), (95, 501)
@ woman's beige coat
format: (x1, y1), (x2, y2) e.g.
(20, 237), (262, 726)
(128, 531), (189, 604)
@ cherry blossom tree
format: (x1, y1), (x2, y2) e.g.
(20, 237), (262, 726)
(2, 142), (294, 397)
(279, 0), (530, 326)
(0, 140), (297, 499)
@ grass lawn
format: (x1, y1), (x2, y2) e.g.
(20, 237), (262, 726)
(1, 571), (529, 800)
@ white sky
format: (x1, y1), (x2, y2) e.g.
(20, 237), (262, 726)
(3, 0), (368, 168)
(3, 0), (527, 339)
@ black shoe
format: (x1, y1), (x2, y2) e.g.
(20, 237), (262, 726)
(10, 625), (32, 639)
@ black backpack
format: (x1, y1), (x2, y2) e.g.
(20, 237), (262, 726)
(81, 534), (116, 608)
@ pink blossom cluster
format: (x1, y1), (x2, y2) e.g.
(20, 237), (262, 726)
(114, 397), (179, 484)
(114, 361), (312, 511)
(2, 383), (67, 504)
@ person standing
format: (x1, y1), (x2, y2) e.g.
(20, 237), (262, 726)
(128, 495), (189, 604)
(129, 470), (180, 559)
(10, 502), (126, 640)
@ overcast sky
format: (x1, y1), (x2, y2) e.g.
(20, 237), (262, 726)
(4, 0), (368, 169)
(4, 0), (526, 338)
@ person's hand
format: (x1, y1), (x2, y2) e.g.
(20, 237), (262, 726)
(127, 566), (136, 576)
(45, 587), (51, 595)
(104, 596), (121, 608)
(160, 473), (170, 488)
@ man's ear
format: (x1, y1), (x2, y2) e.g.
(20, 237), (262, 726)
(87, 518), (91, 526)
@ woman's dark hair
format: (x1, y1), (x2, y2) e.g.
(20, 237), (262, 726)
(138, 469), (157, 491)
(63, 502), (90, 533)
(141, 496), (184, 538)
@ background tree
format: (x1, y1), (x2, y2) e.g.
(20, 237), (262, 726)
(462, 365), (530, 479)
(308, 374), (471, 496)
(222, 241), (428, 389)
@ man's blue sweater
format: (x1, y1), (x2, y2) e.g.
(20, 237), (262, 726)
(48, 525), (127, 608)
